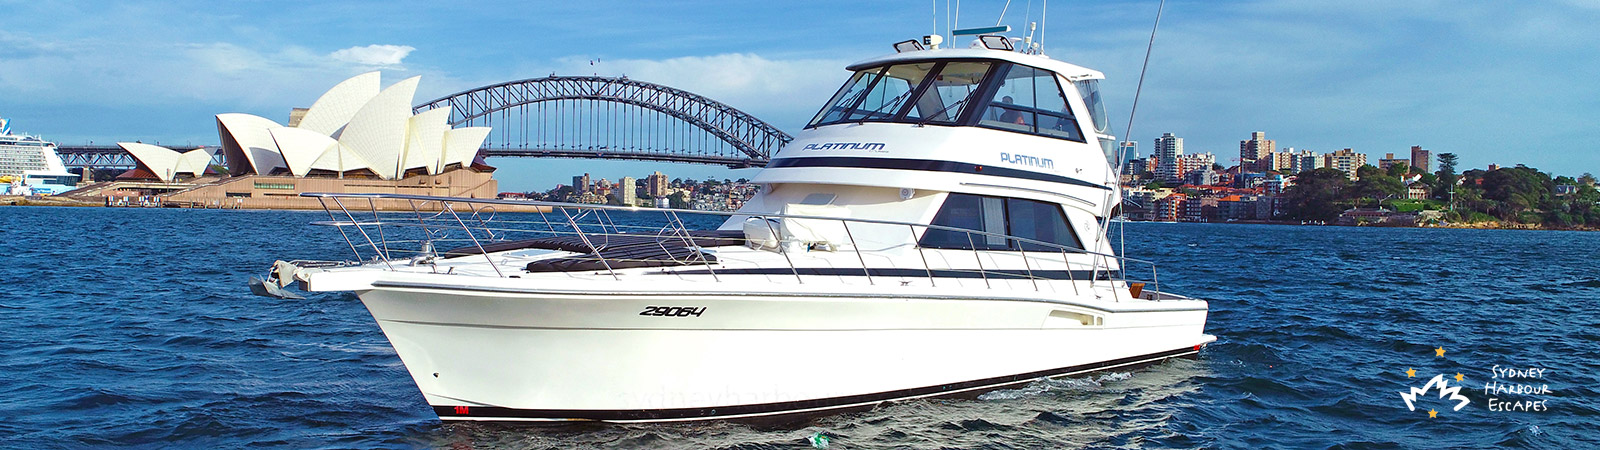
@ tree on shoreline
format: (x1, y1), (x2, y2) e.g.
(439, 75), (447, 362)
(1280, 168), (1350, 221)
(1433, 153), (1459, 202)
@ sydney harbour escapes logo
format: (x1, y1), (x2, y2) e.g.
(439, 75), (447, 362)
(1398, 346), (1555, 418)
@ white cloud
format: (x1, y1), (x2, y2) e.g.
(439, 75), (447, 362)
(329, 44), (415, 67)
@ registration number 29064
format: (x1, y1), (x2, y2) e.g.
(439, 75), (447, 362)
(638, 306), (707, 317)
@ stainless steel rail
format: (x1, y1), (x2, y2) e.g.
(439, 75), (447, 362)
(302, 192), (1163, 300)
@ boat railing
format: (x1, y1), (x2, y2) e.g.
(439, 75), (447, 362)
(302, 192), (1164, 301)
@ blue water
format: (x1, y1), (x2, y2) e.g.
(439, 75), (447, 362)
(2, 206), (1596, 449)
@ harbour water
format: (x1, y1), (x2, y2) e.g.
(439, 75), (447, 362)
(2, 206), (1596, 449)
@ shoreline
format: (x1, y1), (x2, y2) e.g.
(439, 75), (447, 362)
(0, 196), (553, 212)
(1128, 218), (1600, 232)
(8, 196), (1593, 231)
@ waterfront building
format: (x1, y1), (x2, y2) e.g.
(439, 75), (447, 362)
(1239, 131), (1274, 172)
(646, 170), (669, 197)
(1153, 132), (1183, 184)
(1378, 153), (1409, 172)
(101, 73), (500, 209)
(1323, 148), (1367, 180)
(1183, 196), (1218, 222)
(202, 72), (490, 180)
(1407, 180), (1429, 199)
(1153, 192), (1185, 222)
(1121, 187), (1159, 219)
(118, 143), (214, 182)
(1409, 145), (1432, 173)
(620, 176), (637, 206)
(573, 173), (591, 194)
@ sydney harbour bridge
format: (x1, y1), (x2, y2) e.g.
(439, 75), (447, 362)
(55, 76), (792, 171)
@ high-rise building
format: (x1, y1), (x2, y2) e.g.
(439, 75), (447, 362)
(1185, 166), (1220, 186)
(1118, 141), (1138, 167)
(620, 176), (637, 206)
(1409, 145), (1432, 173)
(645, 170), (669, 197)
(1154, 133), (1183, 184)
(1239, 131), (1275, 172)
(1288, 149), (1322, 174)
(1323, 149), (1367, 180)
(1266, 150), (1296, 172)
(1177, 152), (1216, 184)
(1377, 153), (1409, 172)
(572, 173), (592, 194)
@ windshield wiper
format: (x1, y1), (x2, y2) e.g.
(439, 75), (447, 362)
(915, 97), (971, 126)
(853, 90), (917, 123)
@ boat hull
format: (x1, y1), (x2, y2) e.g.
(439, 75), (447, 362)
(356, 279), (1212, 423)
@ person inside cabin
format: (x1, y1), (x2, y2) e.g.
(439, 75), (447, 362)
(997, 96), (1027, 125)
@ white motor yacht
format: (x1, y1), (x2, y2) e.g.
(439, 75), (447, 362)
(265, 35), (1214, 422)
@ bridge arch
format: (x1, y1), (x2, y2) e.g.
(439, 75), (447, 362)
(414, 76), (792, 167)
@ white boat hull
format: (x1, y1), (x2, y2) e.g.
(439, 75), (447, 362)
(356, 278), (1213, 422)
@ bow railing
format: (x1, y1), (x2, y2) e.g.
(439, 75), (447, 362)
(301, 192), (1166, 301)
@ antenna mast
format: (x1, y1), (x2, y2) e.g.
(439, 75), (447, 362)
(1097, 0), (1167, 266)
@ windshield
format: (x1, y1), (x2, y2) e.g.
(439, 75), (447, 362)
(809, 61), (993, 127)
(806, 60), (1087, 144)
(902, 62), (991, 124)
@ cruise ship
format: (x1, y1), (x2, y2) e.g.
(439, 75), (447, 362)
(0, 118), (79, 195)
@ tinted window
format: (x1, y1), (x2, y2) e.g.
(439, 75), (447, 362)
(1005, 198), (1080, 251)
(977, 64), (1084, 142)
(920, 194), (1009, 250)
(919, 193), (1083, 251)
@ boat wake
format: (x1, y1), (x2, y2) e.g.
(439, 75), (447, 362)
(977, 372), (1132, 401)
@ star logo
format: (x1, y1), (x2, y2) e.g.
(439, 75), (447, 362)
(1401, 374), (1471, 414)
(1398, 345), (1470, 418)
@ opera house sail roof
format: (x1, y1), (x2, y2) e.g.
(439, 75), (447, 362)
(123, 72), (490, 182)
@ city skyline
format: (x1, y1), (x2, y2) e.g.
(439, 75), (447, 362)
(3, 1), (1598, 190)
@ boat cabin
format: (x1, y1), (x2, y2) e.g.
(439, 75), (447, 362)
(807, 50), (1112, 151)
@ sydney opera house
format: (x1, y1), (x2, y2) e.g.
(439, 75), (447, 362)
(101, 72), (499, 209)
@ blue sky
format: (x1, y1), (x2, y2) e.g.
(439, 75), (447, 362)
(2, 0), (1597, 191)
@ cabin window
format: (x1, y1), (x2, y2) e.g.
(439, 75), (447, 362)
(902, 62), (993, 124)
(978, 65), (1084, 142)
(846, 63), (936, 121)
(810, 63), (937, 125)
(812, 70), (878, 124)
(919, 193), (1084, 251)
(806, 59), (1086, 143)
(1074, 79), (1110, 134)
